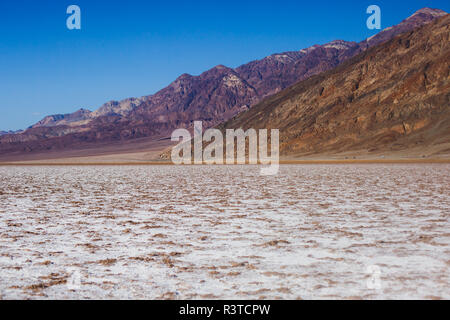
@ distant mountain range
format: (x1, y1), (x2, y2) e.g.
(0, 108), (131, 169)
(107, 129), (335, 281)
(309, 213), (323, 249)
(0, 7), (447, 160)
(218, 13), (450, 158)
(0, 130), (22, 136)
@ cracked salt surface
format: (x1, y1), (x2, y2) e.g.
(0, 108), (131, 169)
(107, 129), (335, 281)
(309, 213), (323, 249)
(0, 164), (449, 299)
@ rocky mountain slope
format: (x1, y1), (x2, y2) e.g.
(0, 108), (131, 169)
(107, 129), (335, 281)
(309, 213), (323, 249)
(219, 14), (450, 158)
(0, 8), (447, 159)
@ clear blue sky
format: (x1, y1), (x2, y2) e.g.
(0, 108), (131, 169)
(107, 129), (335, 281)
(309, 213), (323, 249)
(0, 0), (448, 131)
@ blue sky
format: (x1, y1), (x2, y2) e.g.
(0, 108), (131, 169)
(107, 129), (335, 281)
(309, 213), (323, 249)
(0, 0), (448, 131)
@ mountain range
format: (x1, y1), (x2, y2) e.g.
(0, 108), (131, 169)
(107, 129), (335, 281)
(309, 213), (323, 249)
(219, 13), (450, 159)
(0, 7), (448, 161)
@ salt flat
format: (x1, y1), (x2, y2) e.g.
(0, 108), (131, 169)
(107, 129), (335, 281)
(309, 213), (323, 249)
(0, 164), (448, 299)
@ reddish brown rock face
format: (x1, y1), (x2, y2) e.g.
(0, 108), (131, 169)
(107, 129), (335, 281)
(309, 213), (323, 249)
(0, 8), (447, 160)
(219, 15), (450, 158)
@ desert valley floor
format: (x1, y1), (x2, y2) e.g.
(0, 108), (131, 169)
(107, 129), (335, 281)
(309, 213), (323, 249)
(0, 164), (449, 299)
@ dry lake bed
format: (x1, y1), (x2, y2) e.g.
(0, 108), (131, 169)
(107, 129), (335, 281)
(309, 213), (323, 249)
(0, 164), (449, 299)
